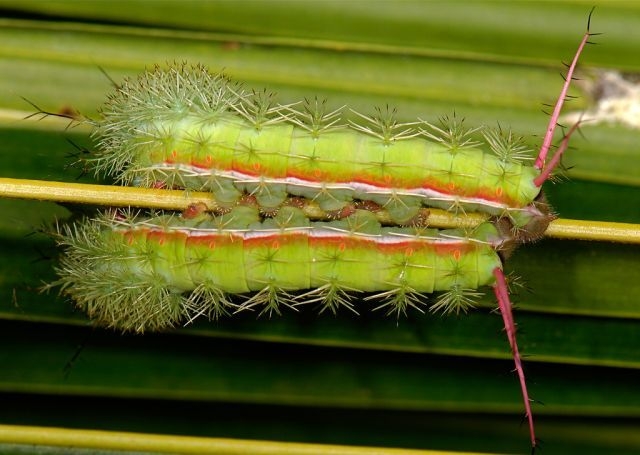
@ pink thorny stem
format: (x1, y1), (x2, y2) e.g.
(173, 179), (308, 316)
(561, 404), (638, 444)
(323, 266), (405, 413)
(533, 118), (581, 187)
(493, 267), (536, 451)
(535, 9), (595, 171)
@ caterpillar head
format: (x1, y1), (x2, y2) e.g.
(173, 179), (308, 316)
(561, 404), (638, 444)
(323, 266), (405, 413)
(494, 192), (556, 260)
(518, 192), (556, 242)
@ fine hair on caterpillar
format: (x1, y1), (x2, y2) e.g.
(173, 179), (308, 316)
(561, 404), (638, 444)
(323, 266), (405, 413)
(41, 10), (600, 455)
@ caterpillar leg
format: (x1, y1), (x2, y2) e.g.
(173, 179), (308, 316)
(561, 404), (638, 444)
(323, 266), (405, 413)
(492, 267), (536, 452)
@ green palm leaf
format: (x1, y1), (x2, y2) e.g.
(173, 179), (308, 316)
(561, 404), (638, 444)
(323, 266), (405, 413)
(0, 2), (639, 454)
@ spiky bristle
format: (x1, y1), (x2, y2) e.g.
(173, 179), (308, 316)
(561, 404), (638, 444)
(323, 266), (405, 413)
(419, 114), (482, 153)
(295, 281), (359, 315)
(483, 126), (534, 164)
(430, 285), (483, 315)
(238, 284), (296, 317)
(349, 105), (420, 144)
(368, 285), (426, 319)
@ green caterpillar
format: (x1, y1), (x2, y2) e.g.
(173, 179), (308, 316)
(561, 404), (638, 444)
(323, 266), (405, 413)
(52, 204), (533, 448)
(88, 55), (582, 240)
(54, 205), (506, 332)
(80, 18), (591, 243)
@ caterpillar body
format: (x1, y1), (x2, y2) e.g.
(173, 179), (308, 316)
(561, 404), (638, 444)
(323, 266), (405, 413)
(89, 60), (577, 240)
(53, 204), (533, 447)
(55, 205), (506, 332)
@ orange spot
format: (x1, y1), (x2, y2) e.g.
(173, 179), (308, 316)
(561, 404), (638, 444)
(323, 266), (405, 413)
(183, 203), (207, 219)
(495, 187), (503, 197)
(208, 240), (216, 249)
(171, 150), (178, 159)
(313, 169), (322, 179)
(240, 193), (258, 207)
(339, 205), (356, 219)
(339, 242), (346, 252)
(355, 200), (382, 212)
(253, 162), (261, 171)
(384, 174), (393, 184)
(205, 155), (213, 166)
(404, 247), (414, 257)
(447, 181), (456, 191)
(452, 249), (461, 261)
(271, 240), (280, 250)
